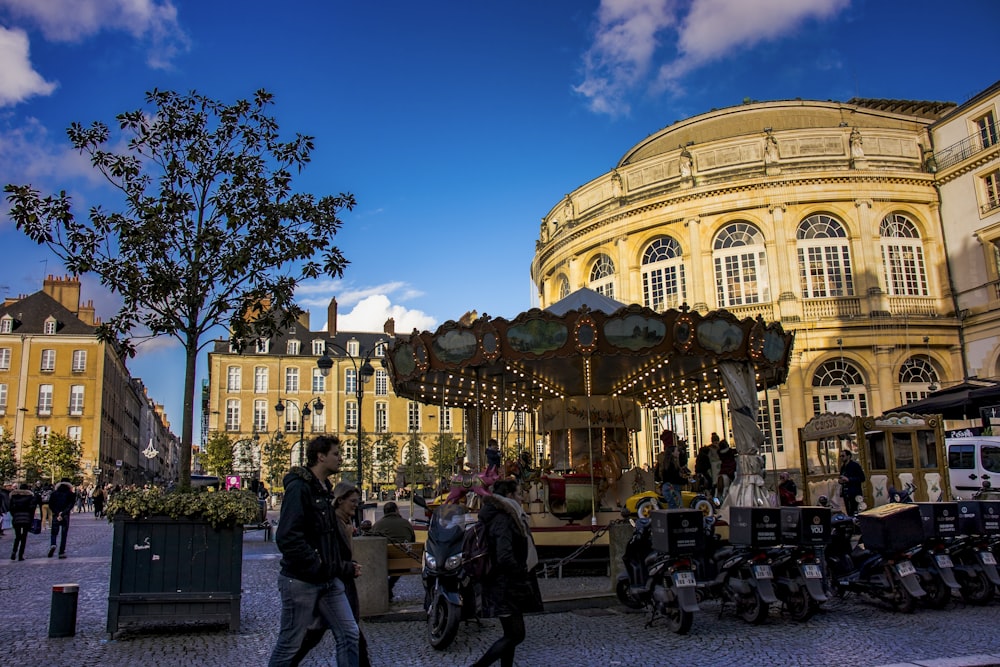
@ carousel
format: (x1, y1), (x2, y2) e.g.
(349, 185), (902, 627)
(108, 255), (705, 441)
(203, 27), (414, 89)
(385, 288), (795, 547)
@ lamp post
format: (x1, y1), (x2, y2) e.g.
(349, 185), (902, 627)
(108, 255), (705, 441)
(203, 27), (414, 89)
(318, 343), (375, 524)
(276, 397), (324, 467)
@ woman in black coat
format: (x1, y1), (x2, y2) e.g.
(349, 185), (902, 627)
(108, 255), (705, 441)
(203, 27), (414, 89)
(9, 483), (38, 561)
(471, 479), (542, 667)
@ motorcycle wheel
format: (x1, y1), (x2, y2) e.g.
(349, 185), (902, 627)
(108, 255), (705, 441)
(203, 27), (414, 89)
(921, 574), (952, 610)
(663, 605), (694, 635)
(616, 578), (645, 610)
(738, 593), (769, 625)
(427, 596), (461, 650)
(784, 588), (816, 622)
(959, 570), (995, 605)
(890, 579), (918, 614)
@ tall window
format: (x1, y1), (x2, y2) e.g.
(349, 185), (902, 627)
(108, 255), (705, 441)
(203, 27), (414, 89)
(284, 402), (301, 433)
(797, 214), (854, 298)
(345, 401), (358, 431)
(0, 316), (11, 334)
(38, 384), (53, 415)
(227, 366), (241, 391)
(713, 222), (770, 306)
(287, 340), (300, 355)
(899, 356), (939, 404)
(375, 369), (388, 396)
(375, 401), (388, 433)
(67, 425), (82, 443)
(758, 395), (784, 454)
(69, 385), (84, 415)
(976, 111), (998, 149)
(558, 276), (570, 300)
(312, 369), (325, 393)
(589, 253), (616, 298)
(347, 340), (360, 357)
(43, 318), (57, 334)
(255, 339), (270, 354)
(254, 367), (268, 393)
(811, 360), (868, 417)
(983, 169), (1000, 214)
(345, 368), (357, 395)
(72, 350), (87, 372)
(441, 407), (452, 432)
(408, 401), (421, 431)
(253, 400), (268, 432)
(0, 383), (7, 413)
(642, 236), (686, 310)
(40, 349), (55, 371)
(285, 367), (299, 393)
(880, 213), (928, 296)
(312, 340), (325, 356)
(226, 399), (240, 431)
(0, 348), (9, 370)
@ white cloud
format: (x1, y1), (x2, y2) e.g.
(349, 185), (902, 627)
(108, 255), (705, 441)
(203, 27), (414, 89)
(295, 279), (437, 334)
(0, 0), (190, 69)
(336, 294), (437, 335)
(0, 26), (56, 107)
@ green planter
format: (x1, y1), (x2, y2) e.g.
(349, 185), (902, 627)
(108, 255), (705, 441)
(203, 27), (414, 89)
(107, 515), (243, 636)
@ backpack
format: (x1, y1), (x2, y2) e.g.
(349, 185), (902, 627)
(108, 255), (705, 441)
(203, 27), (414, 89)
(462, 520), (492, 580)
(41, 489), (52, 504)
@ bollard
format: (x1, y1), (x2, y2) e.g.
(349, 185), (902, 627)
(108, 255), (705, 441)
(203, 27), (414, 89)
(49, 583), (79, 638)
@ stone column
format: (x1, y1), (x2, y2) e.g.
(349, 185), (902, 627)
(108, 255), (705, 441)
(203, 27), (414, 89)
(875, 345), (896, 415)
(686, 217), (706, 311)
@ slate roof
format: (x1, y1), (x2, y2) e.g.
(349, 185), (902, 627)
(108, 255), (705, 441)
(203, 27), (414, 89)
(0, 291), (98, 336)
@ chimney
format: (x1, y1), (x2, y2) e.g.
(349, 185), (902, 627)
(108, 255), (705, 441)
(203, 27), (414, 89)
(384, 317), (395, 336)
(328, 297), (338, 335)
(43, 274), (81, 315)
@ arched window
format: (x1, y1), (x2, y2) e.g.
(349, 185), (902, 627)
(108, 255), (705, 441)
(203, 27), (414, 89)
(713, 222), (770, 307)
(797, 214), (854, 298)
(898, 356), (939, 404)
(641, 236), (686, 310)
(589, 253), (616, 299)
(558, 275), (570, 300)
(880, 213), (928, 296)
(811, 359), (868, 416)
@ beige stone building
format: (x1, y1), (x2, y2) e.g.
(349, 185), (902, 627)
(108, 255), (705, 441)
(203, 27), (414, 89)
(530, 98), (964, 470)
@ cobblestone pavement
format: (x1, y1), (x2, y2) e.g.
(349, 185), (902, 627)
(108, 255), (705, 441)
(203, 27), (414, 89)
(2, 512), (1000, 666)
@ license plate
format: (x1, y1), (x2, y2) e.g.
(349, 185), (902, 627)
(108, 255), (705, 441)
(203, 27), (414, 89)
(753, 564), (773, 579)
(673, 571), (697, 587)
(802, 564), (823, 579)
(981, 552), (997, 566)
(934, 554), (954, 568)
(895, 560), (916, 577)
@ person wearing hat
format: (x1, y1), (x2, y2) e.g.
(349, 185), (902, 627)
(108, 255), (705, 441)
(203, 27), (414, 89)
(269, 435), (361, 667)
(372, 501), (415, 601)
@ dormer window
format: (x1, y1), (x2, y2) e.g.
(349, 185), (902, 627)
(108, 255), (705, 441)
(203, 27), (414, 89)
(256, 338), (270, 354)
(374, 341), (386, 358)
(312, 339), (325, 356)
(287, 340), (300, 355)
(43, 317), (57, 335)
(347, 339), (360, 357)
(0, 315), (12, 334)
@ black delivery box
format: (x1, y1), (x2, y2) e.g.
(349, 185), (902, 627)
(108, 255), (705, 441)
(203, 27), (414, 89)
(915, 502), (959, 539)
(780, 506), (832, 545)
(956, 500), (1000, 536)
(728, 507), (782, 547)
(650, 509), (705, 555)
(858, 503), (924, 552)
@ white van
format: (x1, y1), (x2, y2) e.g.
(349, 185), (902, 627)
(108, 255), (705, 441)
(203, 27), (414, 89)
(946, 436), (1000, 499)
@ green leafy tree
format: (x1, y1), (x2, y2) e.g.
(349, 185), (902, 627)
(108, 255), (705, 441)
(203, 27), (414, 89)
(0, 428), (19, 483)
(261, 430), (291, 491)
(374, 434), (398, 489)
(199, 432), (234, 479)
(20, 433), (83, 484)
(402, 431), (430, 488)
(5, 89), (355, 489)
(430, 432), (463, 480)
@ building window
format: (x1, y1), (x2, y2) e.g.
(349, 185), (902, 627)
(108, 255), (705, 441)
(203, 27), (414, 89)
(72, 350), (87, 372)
(983, 169), (1000, 215)
(558, 275), (570, 300)
(441, 407), (452, 432)
(641, 236), (686, 311)
(797, 214), (854, 298)
(345, 368), (357, 395)
(35, 425), (49, 446)
(254, 400), (268, 432)
(312, 369), (325, 393)
(312, 340), (325, 356)
(898, 356), (939, 404)
(0, 348), (10, 370)
(976, 110), (998, 149)
(256, 339), (270, 354)
(284, 402), (300, 433)
(758, 395), (784, 454)
(254, 366), (268, 393)
(285, 367), (299, 393)
(589, 253), (616, 299)
(880, 213), (928, 296)
(69, 385), (84, 415)
(713, 222), (770, 307)
(227, 366), (241, 392)
(67, 425), (82, 443)
(0, 383), (7, 414)
(43, 317), (57, 334)
(40, 349), (55, 372)
(375, 369), (388, 396)
(347, 340), (360, 357)
(226, 399), (240, 431)
(345, 401), (358, 431)
(38, 384), (53, 415)
(287, 340), (300, 355)
(374, 342), (386, 358)
(408, 401), (420, 431)
(0, 316), (11, 334)
(811, 360), (868, 417)
(375, 401), (388, 433)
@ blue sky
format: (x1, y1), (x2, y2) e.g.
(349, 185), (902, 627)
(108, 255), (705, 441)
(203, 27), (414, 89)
(1, 0), (997, 439)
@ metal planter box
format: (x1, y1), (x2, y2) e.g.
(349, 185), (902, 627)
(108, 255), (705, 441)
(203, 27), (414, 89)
(858, 503), (924, 553)
(915, 502), (959, 540)
(956, 500), (1000, 536)
(728, 507), (782, 547)
(650, 509), (704, 555)
(780, 506), (832, 546)
(107, 516), (243, 636)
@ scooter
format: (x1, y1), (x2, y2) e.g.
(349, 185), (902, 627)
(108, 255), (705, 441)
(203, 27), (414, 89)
(616, 507), (700, 635)
(824, 512), (926, 612)
(412, 495), (478, 650)
(911, 533), (961, 609)
(768, 544), (828, 621)
(949, 534), (999, 604)
(696, 516), (779, 625)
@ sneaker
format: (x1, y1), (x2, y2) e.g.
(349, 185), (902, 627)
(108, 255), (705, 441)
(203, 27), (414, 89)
(58, 553), (67, 559)
(47, 545), (55, 558)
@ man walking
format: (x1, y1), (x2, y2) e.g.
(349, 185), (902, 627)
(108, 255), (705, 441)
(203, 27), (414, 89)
(269, 435), (361, 667)
(47, 478), (76, 559)
(371, 501), (415, 601)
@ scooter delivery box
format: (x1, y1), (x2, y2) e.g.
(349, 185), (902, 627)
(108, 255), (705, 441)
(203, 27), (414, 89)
(858, 503), (923, 552)
(780, 506), (832, 546)
(955, 500), (1000, 536)
(914, 502), (958, 540)
(650, 509), (704, 555)
(728, 507), (782, 547)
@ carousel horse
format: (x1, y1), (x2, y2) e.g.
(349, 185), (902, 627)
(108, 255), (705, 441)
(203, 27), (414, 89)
(504, 453), (540, 491)
(445, 466), (501, 505)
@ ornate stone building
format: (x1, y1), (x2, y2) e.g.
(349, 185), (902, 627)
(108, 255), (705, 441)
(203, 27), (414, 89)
(531, 98), (962, 470)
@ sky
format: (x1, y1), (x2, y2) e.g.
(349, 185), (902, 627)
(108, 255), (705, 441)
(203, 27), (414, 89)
(0, 0), (998, 441)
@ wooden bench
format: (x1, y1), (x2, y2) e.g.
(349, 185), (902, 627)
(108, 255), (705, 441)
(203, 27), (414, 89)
(386, 542), (424, 577)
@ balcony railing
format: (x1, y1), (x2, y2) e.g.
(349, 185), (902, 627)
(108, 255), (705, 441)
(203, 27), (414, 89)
(983, 198), (1000, 216)
(888, 296), (938, 317)
(803, 297), (862, 320)
(934, 124), (997, 170)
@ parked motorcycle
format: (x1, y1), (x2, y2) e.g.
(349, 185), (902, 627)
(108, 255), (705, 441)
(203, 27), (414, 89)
(768, 544), (828, 621)
(696, 516), (778, 625)
(949, 533), (999, 604)
(412, 495), (478, 649)
(911, 533), (961, 609)
(616, 506), (700, 635)
(824, 511), (926, 612)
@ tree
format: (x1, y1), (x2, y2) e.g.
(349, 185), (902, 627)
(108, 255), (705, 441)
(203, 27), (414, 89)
(20, 433), (83, 484)
(199, 432), (234, 479)
(261, 430), (291, 491)
(430, 432), (463, 480)
(0, 428), (19, 483)
(402, 431), (430, 488)
(5, 89), (355, 489)
(374, 434), (398, 489)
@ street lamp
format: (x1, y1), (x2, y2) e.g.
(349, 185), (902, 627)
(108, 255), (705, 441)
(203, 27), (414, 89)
(298, 397), (325, 466)
(318, 342), (375, 524)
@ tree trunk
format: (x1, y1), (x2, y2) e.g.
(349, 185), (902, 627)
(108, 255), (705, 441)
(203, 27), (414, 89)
(179, 338), (198, 490)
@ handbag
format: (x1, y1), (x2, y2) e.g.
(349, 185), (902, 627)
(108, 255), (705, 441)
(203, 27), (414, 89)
(29, 517), (42, 534)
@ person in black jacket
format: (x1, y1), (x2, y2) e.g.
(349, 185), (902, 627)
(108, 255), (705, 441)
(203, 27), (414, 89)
(9, 483), (38, 561)
(268, 435), (361, 667)
(47, 478), (76, 558)
(838, 450), (866, 516)
(471, 479), (542, 667)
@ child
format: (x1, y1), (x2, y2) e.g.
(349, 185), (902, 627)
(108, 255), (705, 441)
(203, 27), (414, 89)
(485, 438), (502, 476)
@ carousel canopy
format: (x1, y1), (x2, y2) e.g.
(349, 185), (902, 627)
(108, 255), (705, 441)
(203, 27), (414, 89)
(385, 290), (795, 412)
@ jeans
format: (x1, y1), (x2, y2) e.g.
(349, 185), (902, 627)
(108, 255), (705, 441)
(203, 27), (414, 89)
(50, 513), (69, 554)
(269, 576), (360, 667)
(661, 482), (682, 509)
(472, 612), (525, 667)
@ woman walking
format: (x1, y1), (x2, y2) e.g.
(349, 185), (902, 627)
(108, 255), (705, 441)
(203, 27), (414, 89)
(9, 483), (38, 561)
